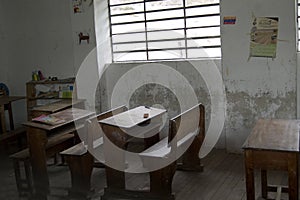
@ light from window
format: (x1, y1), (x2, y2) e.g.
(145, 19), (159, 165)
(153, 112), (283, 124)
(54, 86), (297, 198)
(109, 0), (221, 62)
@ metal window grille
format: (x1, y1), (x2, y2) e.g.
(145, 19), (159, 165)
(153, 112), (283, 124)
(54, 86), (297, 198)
(108, 0), (221, 62)
(298, 1), (300, 51)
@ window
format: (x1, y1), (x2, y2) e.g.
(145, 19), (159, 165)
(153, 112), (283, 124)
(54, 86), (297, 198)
(108, 0), (221, 62)
(297, 0), (300, 51)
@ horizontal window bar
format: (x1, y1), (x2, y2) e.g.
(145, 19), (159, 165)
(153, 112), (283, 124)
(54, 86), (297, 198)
(113, 45), (221, 54)
(109, 0), (144, 7)
(111, 13), (220, 26)
(110, 3), (219, 17)
(112, 35), (221, 45)
(111, 25), (220, 36)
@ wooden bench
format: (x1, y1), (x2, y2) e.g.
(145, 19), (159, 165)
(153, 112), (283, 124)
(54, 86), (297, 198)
(0, 127), (27, 151)
(139, 103), (205, 199)
(10, 132), (75, 197)
(60, 105), (128, 198)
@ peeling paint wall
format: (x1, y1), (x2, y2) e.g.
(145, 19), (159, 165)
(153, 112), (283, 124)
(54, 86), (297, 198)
(97, 60), (219, 145)
(222, 0), (297, 152)
(97, 0), (298, 153)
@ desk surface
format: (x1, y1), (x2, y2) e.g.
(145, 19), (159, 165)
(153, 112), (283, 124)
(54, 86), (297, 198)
(99, 106), (166, 128)
(32, 99), (85, 113)
(243, 119), (300, 152)
(23, 108), (94, 131)
(0, 96), (25, 105)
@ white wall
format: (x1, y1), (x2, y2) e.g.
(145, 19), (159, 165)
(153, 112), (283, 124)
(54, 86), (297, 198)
(221, 0), (297, 152)
(0, 0), (75, 127)
(0, 0), (97, 128)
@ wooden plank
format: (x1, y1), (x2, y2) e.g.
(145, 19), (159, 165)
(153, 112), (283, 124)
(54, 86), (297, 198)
(0, 96), (25, 105)
(32, 99), (84, 113)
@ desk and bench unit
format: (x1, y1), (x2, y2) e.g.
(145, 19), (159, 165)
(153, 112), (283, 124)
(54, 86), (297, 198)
(22, 108), (94, 199)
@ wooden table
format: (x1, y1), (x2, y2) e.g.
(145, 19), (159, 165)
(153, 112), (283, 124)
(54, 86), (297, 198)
(30, 99), (85, 119)
(243, 119), (300, 200)
(23, 108), (94, 199)
(99, 106), (166, 199)
(0, 96), (25, 133)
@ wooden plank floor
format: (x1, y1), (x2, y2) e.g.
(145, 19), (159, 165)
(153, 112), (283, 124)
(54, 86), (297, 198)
(90, 149), (290, 200)
(0, 148), (292, 199)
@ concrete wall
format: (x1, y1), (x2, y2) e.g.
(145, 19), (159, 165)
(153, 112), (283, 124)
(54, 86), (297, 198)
(97, 60), (222, 144)
(221, 0), (297, 152)
(96, 0), (298, 152)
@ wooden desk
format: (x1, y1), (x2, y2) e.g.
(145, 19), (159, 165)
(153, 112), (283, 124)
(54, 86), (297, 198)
(99, 106), (166, 199)
(31, 99), (85, 118)
(243, 119), (300, 200)
(23, 108), (94, 199)
(0, 96), (25, 133)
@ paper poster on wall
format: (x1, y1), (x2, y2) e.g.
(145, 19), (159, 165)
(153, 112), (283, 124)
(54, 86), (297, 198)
(249, 17), (279, 59)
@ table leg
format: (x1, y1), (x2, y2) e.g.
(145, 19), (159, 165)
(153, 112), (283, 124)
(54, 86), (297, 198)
(150, 162), (176, 199)
(65, 152), (94, 198)
(288, 153), (298, 200)
(102, 127), (126, 192)
(26, 127), (49, 199)
(7, 102), (14, 130)
(0, 105), (6, 133)
(245, 150), (255, 200)
(261, 169), (267, 198)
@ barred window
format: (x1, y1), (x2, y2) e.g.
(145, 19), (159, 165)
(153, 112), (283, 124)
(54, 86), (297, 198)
(297, 0), (300, 51)
(109, 0), (221, 62)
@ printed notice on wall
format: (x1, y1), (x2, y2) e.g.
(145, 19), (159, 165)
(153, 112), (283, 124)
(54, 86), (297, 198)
(249, 17), (279, 59)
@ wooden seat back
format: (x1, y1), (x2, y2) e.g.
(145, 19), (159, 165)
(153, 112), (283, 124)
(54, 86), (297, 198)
(140, 103), (205, 168)
(86, 105), (128, 152)
(169, 103), (205, 152)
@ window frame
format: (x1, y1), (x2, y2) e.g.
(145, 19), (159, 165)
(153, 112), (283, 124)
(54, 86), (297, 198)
(108, 0), (221, 62)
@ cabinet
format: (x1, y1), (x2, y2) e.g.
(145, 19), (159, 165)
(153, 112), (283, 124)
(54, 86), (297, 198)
(26, 78), (83, 120)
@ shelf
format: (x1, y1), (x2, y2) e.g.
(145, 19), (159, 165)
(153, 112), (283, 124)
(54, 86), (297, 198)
(26, 78), (77, 120)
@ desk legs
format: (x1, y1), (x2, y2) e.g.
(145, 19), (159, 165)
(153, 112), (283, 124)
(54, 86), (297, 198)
(244, 150), (299, 200)
(261, 170), (267, 199)
(244, 150), (255, 200)
(64, 152), (94, 198)
(288, 153), (298, 200)
(26, 127), (49, 200)
(0, 105), (6, 133)
(7, 102), (14, 130)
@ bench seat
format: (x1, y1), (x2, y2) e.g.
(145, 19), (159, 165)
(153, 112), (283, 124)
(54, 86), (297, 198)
(9, 132), (75, 197)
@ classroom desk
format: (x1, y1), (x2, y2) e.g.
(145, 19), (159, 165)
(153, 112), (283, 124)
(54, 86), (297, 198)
(243, 119), (300, 200)
(99, 106), (166, 199)
(30, 99), (85, 118)
(0, 96), (25, 133)
(23, 108), (94, 199)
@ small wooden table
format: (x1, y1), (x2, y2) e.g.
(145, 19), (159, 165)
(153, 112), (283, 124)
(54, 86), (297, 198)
(99, 106), (166, 199)
(23, 108), (94, 199)
(0, 96), (25, 133)
(243, 119), (300, 200)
